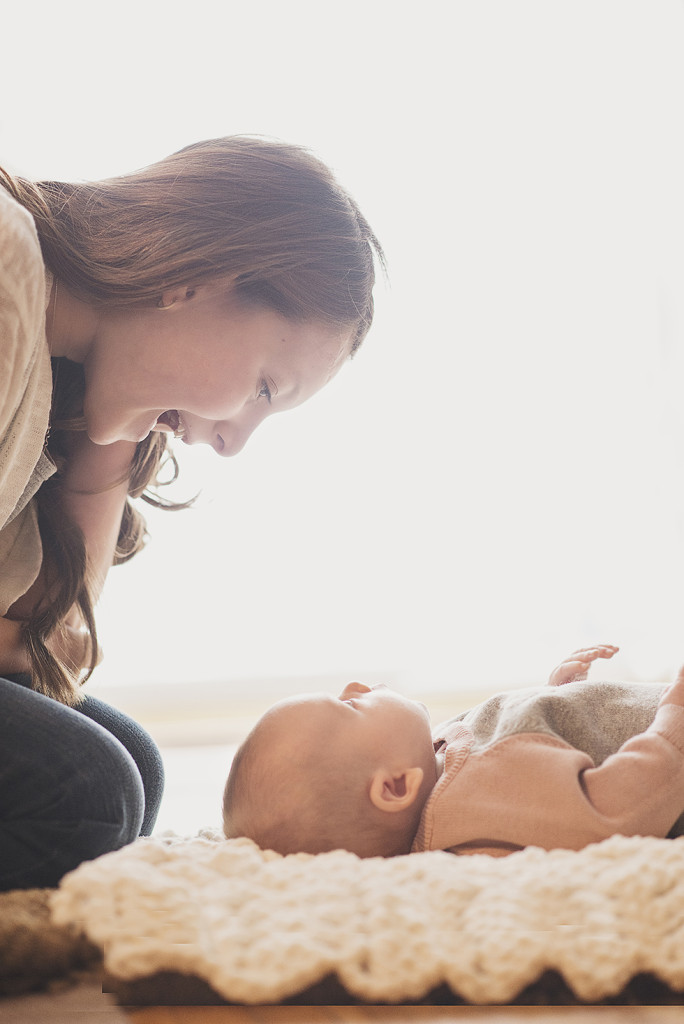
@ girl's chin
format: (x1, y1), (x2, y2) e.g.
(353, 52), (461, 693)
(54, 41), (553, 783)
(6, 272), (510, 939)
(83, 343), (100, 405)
(86, 417), (157, 446)
(134, 417), (165, 443)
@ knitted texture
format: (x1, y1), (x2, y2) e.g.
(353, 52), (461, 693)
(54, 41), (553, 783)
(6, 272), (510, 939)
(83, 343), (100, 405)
(50, 831), (684, 1005)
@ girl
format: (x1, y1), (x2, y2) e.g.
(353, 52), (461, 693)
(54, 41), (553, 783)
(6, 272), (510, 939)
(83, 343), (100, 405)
(0, 136), (383, 888)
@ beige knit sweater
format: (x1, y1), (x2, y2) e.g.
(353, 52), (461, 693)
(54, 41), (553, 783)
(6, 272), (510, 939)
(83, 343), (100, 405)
(0, 186), (55, 615)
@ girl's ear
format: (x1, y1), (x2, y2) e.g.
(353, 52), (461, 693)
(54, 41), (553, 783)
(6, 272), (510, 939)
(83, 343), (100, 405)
(369, 767), (424, 814)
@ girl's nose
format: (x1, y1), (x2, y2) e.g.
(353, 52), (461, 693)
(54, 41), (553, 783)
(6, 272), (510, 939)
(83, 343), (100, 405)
(212, 405), (272, 457)
(211, 424), (248, 458)
(206, 421), (256, 457)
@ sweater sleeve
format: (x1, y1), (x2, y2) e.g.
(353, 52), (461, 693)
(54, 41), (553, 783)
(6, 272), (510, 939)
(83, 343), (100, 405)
(0, 189), (45, 446)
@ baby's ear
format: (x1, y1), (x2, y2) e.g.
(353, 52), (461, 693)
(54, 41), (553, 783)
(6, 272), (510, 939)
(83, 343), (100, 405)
(369, 767), (424, 814)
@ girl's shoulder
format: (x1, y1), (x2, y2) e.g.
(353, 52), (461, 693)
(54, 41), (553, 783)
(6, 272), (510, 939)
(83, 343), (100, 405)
(0, 185), (42, 275)
(0, 182), (46, 330)
(0, 183), (48, 446)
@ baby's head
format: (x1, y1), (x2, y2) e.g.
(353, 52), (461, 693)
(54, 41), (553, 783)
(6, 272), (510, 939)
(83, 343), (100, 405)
(223, 682), (438, 858)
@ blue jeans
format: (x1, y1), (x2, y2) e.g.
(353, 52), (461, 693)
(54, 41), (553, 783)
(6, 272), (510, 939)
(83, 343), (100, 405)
(0, 675), (164, 890)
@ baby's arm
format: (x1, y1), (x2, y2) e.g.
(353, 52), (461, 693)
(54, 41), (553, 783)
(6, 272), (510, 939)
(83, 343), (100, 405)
(547, 644), (618, 687)
(578, 665), (684, 837)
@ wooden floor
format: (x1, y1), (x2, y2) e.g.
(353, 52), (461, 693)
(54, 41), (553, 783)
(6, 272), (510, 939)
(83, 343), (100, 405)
(4, 983), (683, 1023)
(125, 1008), (684, 1023)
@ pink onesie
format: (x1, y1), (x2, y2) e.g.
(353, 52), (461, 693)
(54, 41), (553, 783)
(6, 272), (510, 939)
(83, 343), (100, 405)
(412, 677), (684, 857)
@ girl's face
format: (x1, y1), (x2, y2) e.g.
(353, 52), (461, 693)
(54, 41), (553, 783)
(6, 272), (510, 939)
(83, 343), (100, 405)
(82, 281), (353, 455)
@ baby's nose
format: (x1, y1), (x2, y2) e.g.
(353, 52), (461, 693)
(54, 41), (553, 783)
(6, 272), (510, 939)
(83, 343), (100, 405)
(339, 681), (371, 700)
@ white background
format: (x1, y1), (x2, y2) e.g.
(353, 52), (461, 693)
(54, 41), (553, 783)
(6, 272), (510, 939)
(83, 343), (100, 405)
(3, 0), (684, 699)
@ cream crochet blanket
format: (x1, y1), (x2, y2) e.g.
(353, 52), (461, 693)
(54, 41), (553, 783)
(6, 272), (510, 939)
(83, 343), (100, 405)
(50, 831), (684, 1004)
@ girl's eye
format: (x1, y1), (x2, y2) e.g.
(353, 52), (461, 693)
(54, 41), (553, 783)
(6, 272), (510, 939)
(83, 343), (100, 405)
(258, 378), (276, 405)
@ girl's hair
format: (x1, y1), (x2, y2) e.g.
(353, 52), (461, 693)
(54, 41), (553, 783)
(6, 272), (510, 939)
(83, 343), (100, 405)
(1, 136), (384, 704)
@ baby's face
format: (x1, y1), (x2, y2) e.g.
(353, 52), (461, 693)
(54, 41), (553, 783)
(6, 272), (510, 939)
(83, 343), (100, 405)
(262, 682), (437, 783)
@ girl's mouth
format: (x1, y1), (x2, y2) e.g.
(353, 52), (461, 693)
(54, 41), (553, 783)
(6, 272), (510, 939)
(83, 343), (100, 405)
(156, 410), (187, 438)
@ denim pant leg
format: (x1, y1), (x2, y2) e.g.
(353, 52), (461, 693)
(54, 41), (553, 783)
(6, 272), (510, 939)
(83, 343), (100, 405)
(0, 677), (145, 890)
(3, 674), (164, 837)
(75, 695), (165, 836)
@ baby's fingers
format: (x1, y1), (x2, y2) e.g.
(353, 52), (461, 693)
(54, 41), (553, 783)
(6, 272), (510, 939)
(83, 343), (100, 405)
(548, 659), (590, 687)
(567, 645), (619, 664)
(547, 645), (619, 687)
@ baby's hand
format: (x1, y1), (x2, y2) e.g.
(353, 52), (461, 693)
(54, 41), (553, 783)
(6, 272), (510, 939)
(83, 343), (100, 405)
(547, 645), (619, 687)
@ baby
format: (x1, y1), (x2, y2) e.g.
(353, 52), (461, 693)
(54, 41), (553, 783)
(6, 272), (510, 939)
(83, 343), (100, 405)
(223, 645), (684, 858)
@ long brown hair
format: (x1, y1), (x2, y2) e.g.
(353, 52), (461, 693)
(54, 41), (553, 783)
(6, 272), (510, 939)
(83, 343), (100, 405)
(1, 137), (384, 704)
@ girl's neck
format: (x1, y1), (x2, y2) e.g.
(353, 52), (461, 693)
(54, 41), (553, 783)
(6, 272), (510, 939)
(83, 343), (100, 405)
(46, 279), (99, 363)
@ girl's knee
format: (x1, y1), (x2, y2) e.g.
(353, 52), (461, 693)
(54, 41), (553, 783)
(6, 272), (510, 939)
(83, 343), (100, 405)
(0, 680), (145, 887)
(71, 727), (145, 841)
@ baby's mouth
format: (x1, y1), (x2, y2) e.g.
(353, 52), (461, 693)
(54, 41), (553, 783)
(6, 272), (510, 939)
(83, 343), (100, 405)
(156, 410), (187, 438)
